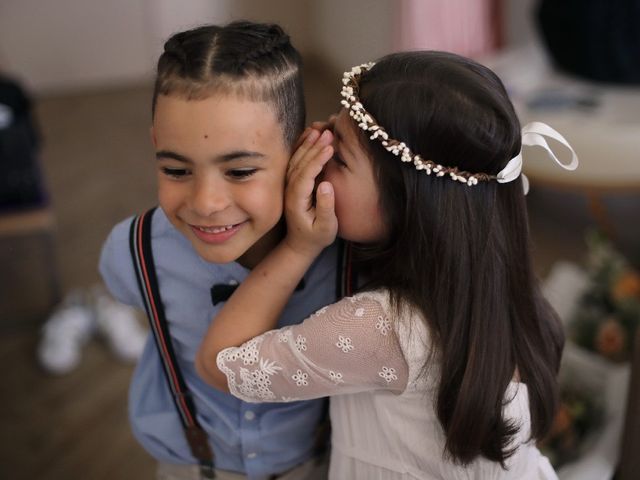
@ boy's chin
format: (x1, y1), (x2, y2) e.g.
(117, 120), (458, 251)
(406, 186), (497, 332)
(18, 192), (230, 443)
(192, 243), (247, 265)
(180, 219), (285, 268)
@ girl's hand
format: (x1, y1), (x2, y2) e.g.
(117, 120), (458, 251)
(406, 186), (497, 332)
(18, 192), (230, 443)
(309, 114), (337, 134)
(284, 129), (337, 258)
(292, 115), (337, 151)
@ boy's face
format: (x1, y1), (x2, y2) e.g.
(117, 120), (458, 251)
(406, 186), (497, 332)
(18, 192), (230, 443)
(152, 93), (289, 268)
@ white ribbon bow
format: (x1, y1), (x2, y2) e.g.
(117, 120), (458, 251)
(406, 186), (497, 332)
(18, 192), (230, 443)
(496, 121), (579, 194)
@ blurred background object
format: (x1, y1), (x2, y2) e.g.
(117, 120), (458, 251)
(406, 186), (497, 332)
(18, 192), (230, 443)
(537, 0), (640, 85)
(0, 73), (60, 328)
(36, 285), (147, 375)
(0, 0), (638, 478)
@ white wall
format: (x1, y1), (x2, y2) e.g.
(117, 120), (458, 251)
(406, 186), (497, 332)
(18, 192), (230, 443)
(230, 0), (315, 56)
(310, 0), (394, 72)
(0, 0), (233, 94)
(5, 0), (533, 95)
(0, 0), (398, 95)
(0, 0), (153, 93)
(147, 0), (233, 59)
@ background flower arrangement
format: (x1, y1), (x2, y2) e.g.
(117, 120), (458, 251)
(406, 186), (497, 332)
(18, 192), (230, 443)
(539, 231), (638, 474)
(540, 384), (604, 469)
(568, 232), (640, 363)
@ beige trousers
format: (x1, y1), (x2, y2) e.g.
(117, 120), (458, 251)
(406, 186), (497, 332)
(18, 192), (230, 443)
(156, 455), (329, 480)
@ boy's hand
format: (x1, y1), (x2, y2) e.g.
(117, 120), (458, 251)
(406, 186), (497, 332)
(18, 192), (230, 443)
(284, 129), (337, 258)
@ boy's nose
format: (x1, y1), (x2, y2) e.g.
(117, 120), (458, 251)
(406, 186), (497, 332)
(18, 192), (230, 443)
(190, 178), (230, 216)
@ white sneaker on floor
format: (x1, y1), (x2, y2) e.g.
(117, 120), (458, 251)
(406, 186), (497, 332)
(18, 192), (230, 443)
(37, 295), (96, 375)
(93, 288), (147, 363)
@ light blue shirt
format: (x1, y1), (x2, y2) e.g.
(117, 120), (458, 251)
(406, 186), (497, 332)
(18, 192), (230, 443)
(99, 208), (339, 479)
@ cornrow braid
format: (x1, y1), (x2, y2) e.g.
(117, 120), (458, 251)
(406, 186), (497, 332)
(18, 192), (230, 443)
(235, 32), (292, 70)
(152, 21), (305, 148)
(160, 32), (192, 74)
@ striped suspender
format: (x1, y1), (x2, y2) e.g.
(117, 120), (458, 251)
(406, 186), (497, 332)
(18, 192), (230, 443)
(129, 208), (215, 479)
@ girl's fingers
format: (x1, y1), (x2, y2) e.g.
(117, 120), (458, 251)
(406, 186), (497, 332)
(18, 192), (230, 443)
(287, 129), (333, 185)
(309, 120), (329, 131)
(292, 127), (314, 151)
(314, 181), (337, 243)
(287, 129), (320, 183)
(288, 143), (333, 213)
(309, 113), (337, 132)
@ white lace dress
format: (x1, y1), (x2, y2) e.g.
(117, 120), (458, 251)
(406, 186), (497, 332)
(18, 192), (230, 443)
(216, 290), (558, 479)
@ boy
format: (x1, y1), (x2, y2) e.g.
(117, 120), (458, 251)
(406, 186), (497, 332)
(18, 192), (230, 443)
(99, 21), (339, 480)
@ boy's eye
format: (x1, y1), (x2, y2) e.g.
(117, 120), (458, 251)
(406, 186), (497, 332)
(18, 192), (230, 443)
(161, 167), (190, 178)
(227, 168), (258, 180)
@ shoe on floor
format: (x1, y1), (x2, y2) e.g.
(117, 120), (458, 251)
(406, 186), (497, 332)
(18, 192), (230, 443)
(93, 287), (147, 363)
(37, 294), (95, 375)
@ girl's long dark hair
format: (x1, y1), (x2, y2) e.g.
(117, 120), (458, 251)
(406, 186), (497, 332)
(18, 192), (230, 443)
(354, 51), (563, 466)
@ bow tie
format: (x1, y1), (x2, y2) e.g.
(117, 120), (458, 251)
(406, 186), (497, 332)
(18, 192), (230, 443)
(210, 279), (306, 306)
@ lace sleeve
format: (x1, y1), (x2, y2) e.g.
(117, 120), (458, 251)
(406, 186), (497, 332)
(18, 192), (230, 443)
(216, 295), (408, 403)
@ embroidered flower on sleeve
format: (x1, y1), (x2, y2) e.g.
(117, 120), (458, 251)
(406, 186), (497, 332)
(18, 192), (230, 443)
(226, 356), (284, 401)
(354, 307), (365, 317)
(336, 335), (354, 353)
(236, 367), (276, 401)
(314, 306), (329, 316)
(329, 371), (344, 384)
(378, 366), (398, 383)
(224, 349), (241, 362)
(239, 345), (258, 365)
(227, 338), (260, 365)
(295, 335), (307, 352)
(292, 369), (309, 386)
(375, 315), (391, 335)
(277, 326), (292, 343)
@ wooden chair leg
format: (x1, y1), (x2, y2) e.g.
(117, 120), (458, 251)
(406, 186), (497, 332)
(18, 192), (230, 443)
(618, 328), (640, 479)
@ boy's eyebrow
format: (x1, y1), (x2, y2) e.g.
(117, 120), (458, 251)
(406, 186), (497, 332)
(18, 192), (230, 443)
(156, 150), (266, 163)
(156, 150), (191, 163)
(218, 150), (266, 162)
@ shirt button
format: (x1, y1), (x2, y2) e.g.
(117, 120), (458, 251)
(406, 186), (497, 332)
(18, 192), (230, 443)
(246, 452), (257, 459)
(244, 410), (255, 421)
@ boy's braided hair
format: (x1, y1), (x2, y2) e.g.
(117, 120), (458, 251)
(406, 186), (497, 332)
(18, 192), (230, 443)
(153, 21), (305, 148)
(235, 34), (292, 70)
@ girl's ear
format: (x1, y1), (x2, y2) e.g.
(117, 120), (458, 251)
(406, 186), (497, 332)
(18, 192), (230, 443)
(150, 126), (157, 148)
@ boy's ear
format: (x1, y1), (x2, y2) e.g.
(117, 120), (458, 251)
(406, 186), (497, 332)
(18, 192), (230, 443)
(150, 126), (157, 148)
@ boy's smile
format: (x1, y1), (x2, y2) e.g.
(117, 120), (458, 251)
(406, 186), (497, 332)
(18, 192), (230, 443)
(152, 93), (290, 268)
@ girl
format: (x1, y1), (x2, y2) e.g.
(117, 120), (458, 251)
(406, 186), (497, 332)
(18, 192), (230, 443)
(196, 51), (578, 479)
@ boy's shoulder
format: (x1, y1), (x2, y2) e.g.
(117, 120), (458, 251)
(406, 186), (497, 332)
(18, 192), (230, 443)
(107, 207), (174, 244)
(99, 207), (190, 306)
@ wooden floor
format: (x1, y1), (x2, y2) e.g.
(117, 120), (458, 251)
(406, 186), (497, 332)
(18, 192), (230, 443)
(1, 64), (592, 479)
(0, 331), (155, 479)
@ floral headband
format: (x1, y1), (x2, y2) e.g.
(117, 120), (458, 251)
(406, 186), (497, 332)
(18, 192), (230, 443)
(340, 62), (579, 192)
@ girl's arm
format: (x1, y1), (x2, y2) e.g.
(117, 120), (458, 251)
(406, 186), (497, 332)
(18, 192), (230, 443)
(196, 128), (338, 391)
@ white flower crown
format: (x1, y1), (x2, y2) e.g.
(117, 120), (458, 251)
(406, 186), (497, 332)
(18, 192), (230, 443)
(340, 62), (579, 191)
